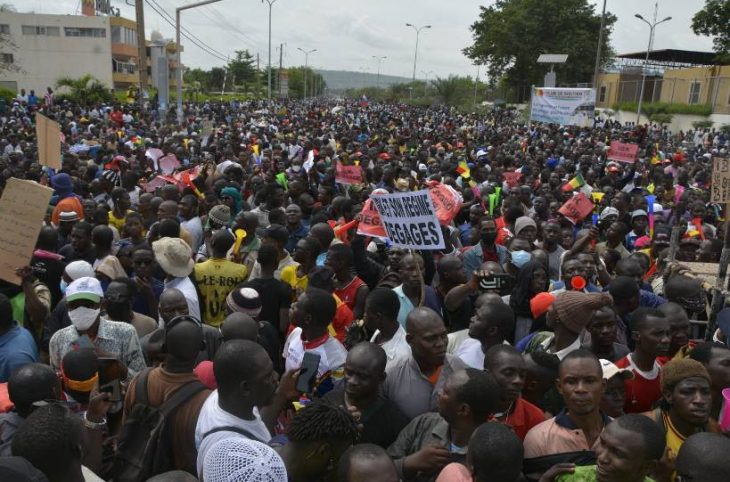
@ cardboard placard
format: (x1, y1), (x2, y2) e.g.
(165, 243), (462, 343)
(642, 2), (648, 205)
(0, 178), (54, 284)
(429, 183), (463, 226)
(369, 190), (445, 250)
(558, 192), (594, 225)
(36, 113), (61, 169)
(503, 171), (522, 188)
(607, 141), (639, 163)
(711, 157), (730, 203)
(158, 154), (180, 175)
(356, 198), (387, 238)
(335, 161), (362, 185)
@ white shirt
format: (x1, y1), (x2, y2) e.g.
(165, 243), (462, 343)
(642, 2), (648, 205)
(181, 216), (204, 253)
(163, 276), (201, 321)
(195, 390), (271, 477)
(454, 338), (485, 369)
(540, 333), (584, 360)
(283, 327), (347, 380)
(370, 326), (411, 366)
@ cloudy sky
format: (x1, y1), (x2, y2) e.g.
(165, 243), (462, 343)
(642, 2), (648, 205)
(13, 0), (716, 80)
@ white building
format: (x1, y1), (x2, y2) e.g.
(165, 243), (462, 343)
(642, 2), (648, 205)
(0, 11), (114, 94)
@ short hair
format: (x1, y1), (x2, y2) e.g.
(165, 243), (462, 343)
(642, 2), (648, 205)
(485, 344), (521, 371)
(287, 399), (359, 444)
(158, 218), (181, 238)
(676, 433), (730, 481)
(529, 350), (560, 377)
(328, 243), (354, 268)
(364, 287), (399, 320)
(560, 348), (602, 377)
(301, 287), (337, 328)
(454, 368), (500, 422)
(214, 340), (269, 396)
(347, 342), (387, 374)
(337, 444), (393, 482)
(307, 266), (335, 292)
(61, 348), (97, 384)
(608, 276), (640, 300)
(689, 341), (730, 364)
(615, 258), (642, 276)
(72, 220), (93, 236)
(631, 307), (666, 331)
(469, 422), (523, 481)
(108, 276), (138, 298)
(484, 302), (516, 340)
(180, 194), (198, 208)
(124, 211), (143, 224)
(7, 363), (59, 418)
(0, 293), (11, 329)
(111, 186), (127, 201)
(257, 243), (278, 269)
(614, 414), (666, 461)
(263, 224), (288, 245)
(664, 275), (702, 301)
(11, 404), (83, 477)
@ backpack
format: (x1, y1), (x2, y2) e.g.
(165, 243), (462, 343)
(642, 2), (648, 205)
(112, 368), (207, 482)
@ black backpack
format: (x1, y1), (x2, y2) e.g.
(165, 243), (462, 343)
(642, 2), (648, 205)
(112, 368), (207, 482)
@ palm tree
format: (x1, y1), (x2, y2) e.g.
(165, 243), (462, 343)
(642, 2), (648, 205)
(56, 75), (114, 105)
(432, 76), (460, 106)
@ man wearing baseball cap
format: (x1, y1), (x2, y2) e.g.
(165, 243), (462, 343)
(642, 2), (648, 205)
(599, 358), (633, 418)
(48, 277), (146, 380)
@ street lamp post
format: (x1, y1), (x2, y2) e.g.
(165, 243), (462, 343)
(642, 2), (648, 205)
(262, 0), (278, 100)
(372, 55), (386, 89)
(297, 47), (316, 98)
(405, 23), (431, 82)
(176, 0), (225, 123)
(635, 3), (671, 125)
(592, 0), (608, 90)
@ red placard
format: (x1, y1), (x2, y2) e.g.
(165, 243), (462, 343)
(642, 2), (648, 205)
(607, 141), (639, 163)
(503, 171), (522, 188)
(335, 162), (363, 185)
(429, 183), (462, 226)
(356, 198), (387, 238)
(558, 192), (594, 225)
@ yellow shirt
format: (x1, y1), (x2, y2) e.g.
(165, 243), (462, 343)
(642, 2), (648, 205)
(280, 264), (308, 302)
(194, 258), (248, 327)
(108, 209), (132, 232)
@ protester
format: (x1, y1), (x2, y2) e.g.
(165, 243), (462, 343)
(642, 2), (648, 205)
(362, 287), (411, 365)
(153, 237), (201, 320)
(454, 301), (514, 369)
(674, 433), (730, 482)
(688, 341), (730, 419)
(338, 443), (399, 482)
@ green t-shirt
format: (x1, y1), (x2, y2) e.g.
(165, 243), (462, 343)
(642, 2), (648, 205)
(556, 466), (654, 482)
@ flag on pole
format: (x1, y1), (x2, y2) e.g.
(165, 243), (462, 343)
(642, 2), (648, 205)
(561, 173), (586, 192)
(456, 161), (471, 179)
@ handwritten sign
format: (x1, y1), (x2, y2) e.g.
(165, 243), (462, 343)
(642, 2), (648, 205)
(503, 171), (522, 188)
(711, 157), (730, 203)
(558, 192), (594, 225)
(607, 141), (639, 163)
(335, 162), (362, 185)
(158, 154), (180, 175)
(0, 178), (54, 284)
(36, 113), (61, 169)
(429, 183), (463, 226)
(356, 198), (387, 238)
(370, 190), (445, 250)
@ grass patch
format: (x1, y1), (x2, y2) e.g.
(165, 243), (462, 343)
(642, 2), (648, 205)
(611, 101), (712, 117)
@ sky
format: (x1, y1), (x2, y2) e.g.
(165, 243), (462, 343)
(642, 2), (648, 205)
(13, 0), (716, 81)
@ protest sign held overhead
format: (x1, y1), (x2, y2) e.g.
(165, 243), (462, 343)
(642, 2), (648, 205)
(503, 171), (522, 188)
(370, 190), (445, 250)
(335, 161), (363, 185)
(558, 192), (594, 225)
(607, 141), (639, 163)
(711, 157), (730, 203)
(356, 197), (387, 238)
(0, 179), (54, 284)
(530, 87), (595, 127)
(35, 113), (61, 169)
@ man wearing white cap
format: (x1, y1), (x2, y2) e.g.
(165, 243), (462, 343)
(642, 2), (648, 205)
(48, 276), (146, 380)
(599, 358), (633, 418)
(153, 237), (201, 322)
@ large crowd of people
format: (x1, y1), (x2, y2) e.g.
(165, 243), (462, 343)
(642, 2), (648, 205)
(0, 91), (729, 482)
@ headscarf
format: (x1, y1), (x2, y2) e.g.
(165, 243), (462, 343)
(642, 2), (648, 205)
(510, 260), (548, 317)
(220, 187), (242, 215)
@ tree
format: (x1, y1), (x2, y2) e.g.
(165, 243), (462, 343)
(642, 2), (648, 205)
(463, 0), (616, 101)
(56, 75), (114, 105)
(432, 76), (461, 105)
(692, 0), (730, 64)
(228, 50), (259, 92)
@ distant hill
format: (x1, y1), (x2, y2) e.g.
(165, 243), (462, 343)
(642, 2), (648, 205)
(315, 69), (413, 91)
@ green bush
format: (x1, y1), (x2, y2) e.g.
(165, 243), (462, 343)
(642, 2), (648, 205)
(611, 101), (712, 117)
(0, 86), (15, 104)
(649, 113), (673, 125)
(692, 120), (714, 129)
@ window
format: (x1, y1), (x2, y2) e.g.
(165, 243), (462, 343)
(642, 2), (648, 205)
(64, 27), (106, 38)
(111, 26), (136, 45)
(21, 25), (60, 36)
(113, 59), (137, 74)
(688, 81), (702, 105)
(0, 24), (10, 35)
(0, 53), (13, 63)
(599, 85), (607, 103)
(111, 26), (121, 43)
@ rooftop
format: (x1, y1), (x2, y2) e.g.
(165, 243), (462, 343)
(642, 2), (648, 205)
(615, 49), (725, 69)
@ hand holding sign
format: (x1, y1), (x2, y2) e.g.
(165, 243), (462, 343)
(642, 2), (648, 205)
(558, 192), (594, 225)
(370, 190), (445, 250)
(36, 113), (61, 169)
(335, 161), (363, 185)
(607, 141), (639, 163)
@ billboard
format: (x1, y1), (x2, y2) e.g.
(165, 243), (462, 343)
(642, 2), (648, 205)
(530, 87), (595, 127)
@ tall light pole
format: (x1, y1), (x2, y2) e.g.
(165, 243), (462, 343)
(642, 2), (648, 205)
(262, 0), (278, 100)
(635, 2), (671, 124)
(421, 70), (433, 96)
(372, 55), (386, 89)
(592, 0), (608, 90)
(405, 23), (431, 81)
(176, 0), (225, 123)
(297, 47), (316, 98)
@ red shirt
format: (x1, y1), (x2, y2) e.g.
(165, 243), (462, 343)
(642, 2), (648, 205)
(615, 354), (665, 413)
(491, 397), (546, 440)
(334, 276), (365, 313)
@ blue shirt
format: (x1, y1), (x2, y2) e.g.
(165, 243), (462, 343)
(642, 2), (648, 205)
(285, 223), (309, 254)
(393, 284), (443, 327)
(0, 324), (39, 382)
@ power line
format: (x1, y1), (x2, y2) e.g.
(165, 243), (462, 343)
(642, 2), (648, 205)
(198, 4), (267, 54)
(144, 0), (229, 63)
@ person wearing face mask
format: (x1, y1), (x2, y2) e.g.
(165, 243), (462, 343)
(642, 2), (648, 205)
(461, 218), (509, 279)
(48, 276), (146, 382)
(504, 237), (533, 277)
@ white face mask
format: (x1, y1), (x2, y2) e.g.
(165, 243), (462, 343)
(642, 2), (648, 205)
(68, 307), (100, 332)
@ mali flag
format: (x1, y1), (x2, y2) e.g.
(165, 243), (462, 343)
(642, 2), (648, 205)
(561, 173), (586, 192)
(456, 161), (471, 179)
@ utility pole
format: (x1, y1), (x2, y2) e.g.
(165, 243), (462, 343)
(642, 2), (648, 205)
(592, 0), (607, 90)
(635, 2), (672, 124)
(473, 64), (480, 108)
(297, 47), (316, 99)
(405, 23), (431, 81)
(134, 0), (148, 108)
(221, 56), (229, 101)
(372, 55), (386, 89)
(278, 42), (283, 97)
(262, 0), (277, 100)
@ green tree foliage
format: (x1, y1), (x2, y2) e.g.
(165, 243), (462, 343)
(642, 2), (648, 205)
(691, 0), (730, 64)
(284, 67), (327, 98)
(463, 0), (616, 101)
(228, 50), (260, 92)
(55, 75), (114, 105)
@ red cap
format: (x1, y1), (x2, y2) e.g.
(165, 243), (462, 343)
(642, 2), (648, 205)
(530, 292), (556, 319)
